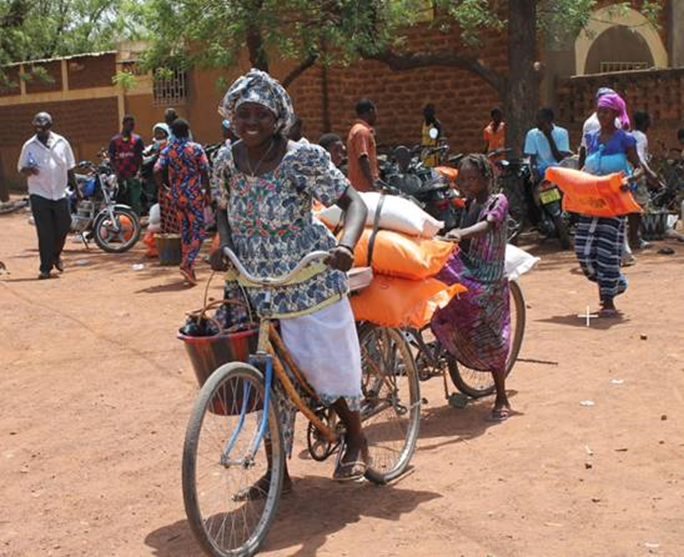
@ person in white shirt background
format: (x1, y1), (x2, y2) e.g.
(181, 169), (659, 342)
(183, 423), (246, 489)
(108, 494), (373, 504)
(630, 111), (662, 250)
(17, 112), (77, 279)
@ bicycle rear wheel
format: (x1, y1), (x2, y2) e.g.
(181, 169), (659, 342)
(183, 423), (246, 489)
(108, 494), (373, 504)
(358, 324), (421, 484)
(182, 363), (284, 557)
(448, 279), (526, 398)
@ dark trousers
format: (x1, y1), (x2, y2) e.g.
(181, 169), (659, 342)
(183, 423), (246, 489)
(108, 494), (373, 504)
(30, 194), (71, 274)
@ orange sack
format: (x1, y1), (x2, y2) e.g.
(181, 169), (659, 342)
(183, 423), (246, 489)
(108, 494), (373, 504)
(143, 228), (158, 258)
(545, 167), (641, 217)
(350, 228), (456, 280)
(351, 275), (467, 328)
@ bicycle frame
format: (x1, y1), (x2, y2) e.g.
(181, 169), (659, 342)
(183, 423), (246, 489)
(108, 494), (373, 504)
(218, 249), (339, 466)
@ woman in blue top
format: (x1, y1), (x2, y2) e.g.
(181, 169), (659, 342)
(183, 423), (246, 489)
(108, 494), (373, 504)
(576, 93), (644, 317)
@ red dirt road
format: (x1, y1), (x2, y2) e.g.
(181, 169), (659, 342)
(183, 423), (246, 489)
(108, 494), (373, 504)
(1, 209), (683, 557)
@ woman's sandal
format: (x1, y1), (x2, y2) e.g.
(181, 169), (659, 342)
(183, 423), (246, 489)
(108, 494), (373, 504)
(333, 443), (369, 482)
(180, 266), (198, 285)
(486, 407), (511, 423)
(598, 308), (620, 318)
(233, 475), (293, 501)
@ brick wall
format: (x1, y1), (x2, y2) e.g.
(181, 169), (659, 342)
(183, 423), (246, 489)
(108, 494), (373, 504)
(67, 53), (117, 90)
(0, 66), (21, 97)
(24, 61), (63, 94)
(556, 67), (684, 151)
(0, 97), (119, 194)
(287, 25), (507, 155)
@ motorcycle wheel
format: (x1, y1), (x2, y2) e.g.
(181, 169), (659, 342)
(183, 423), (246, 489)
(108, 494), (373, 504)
(92, 207), (141, 253)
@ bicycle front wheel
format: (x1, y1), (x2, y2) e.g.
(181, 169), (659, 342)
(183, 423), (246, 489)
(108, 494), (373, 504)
(358, 324), (421, 484)
(448, 279), (526, 398)
(182, 363), (284, 557)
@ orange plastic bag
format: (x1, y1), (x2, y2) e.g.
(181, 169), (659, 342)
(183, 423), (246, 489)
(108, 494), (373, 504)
(545, 167), (641, 217)
(351, 228), (456, 280)
(350, 275), (467, 328)
(143, 229), (158, 258)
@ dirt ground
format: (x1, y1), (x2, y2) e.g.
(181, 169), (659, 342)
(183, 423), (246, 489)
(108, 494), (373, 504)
(1, 208), (683, 557)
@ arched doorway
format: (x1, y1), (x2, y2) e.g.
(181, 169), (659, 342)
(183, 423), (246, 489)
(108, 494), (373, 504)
(575, 6), (667, 75)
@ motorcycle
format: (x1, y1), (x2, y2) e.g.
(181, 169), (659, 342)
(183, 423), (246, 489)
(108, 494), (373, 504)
(493, 150), (572, 248)
(69, 160), (141, 253)
(380, 144), (464, 234)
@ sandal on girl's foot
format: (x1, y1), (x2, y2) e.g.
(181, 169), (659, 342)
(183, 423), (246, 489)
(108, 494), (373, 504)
(180, 267), (197, 285)
(486, 407), (511, 423)
(333, 443), (369, 482)
(233, 475), (293, 502)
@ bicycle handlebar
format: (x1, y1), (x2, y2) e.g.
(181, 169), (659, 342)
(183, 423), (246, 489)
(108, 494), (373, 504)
(222, 246), (330, 287)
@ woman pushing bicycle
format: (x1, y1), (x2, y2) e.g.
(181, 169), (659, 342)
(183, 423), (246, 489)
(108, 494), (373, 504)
(209, 69), (369, 488)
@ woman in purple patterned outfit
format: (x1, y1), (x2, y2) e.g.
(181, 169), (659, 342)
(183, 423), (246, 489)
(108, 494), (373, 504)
(431, 154), (512, 422)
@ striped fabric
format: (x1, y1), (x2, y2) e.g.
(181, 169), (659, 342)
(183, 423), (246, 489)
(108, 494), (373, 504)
(574, 215), (628, 299)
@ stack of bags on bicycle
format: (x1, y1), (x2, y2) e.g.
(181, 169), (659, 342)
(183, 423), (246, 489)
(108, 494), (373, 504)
(316, 192), (467, 328)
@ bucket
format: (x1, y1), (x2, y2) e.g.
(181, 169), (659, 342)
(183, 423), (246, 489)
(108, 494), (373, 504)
(180, 329), (260, 415)
(641, 211), (668, 241)
(180, 294), (260, 415)
(155, 233), (182, 265)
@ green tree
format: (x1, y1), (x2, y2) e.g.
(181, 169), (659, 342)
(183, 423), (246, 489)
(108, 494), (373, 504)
(0, 0), (136, 88)
(137, 0), (660, 152)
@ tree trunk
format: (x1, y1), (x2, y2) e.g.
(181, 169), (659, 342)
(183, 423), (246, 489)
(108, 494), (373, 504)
(504, 0), (541, 157)
(245, 1), (269, 73)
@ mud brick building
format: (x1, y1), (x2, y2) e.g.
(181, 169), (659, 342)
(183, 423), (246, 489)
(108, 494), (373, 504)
(1, 1), (682, 199)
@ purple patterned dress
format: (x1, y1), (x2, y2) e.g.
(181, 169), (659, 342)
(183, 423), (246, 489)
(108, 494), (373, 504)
(431, 193), (511, 374)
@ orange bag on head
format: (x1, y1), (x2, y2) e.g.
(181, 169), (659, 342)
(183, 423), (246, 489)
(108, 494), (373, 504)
(545, 167), (641, 217)
(350, 275), (467, 328)
(350, 228), (456, 280)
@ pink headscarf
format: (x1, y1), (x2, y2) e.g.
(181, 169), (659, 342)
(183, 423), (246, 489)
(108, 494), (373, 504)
(597, 93), (630, 130)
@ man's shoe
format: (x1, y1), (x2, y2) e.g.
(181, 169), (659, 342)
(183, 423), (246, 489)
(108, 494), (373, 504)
(38, 271), (51, 280)
(638, 239), (651, 250)
(54, 258), (64, 273)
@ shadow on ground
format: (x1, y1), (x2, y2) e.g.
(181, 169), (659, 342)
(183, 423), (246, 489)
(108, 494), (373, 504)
(144, 476), (440, 557)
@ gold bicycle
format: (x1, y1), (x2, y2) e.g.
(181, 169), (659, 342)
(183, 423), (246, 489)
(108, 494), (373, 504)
(181, 248), (421, 557)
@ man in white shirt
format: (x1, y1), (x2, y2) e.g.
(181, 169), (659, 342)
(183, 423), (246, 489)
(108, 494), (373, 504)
(524, 107), (571, 181)
(17, 112), (77, 279)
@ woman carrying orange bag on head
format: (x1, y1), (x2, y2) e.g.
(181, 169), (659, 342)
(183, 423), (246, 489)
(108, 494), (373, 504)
(575, 92), (647, 318)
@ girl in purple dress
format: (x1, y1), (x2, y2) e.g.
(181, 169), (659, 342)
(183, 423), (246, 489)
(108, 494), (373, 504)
(431, 154), (512, 421)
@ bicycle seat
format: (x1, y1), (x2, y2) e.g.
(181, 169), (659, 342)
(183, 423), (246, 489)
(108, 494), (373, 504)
(348, 266), (373, 293)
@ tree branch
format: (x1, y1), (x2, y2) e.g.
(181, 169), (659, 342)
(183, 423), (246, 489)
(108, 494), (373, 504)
(282, 53), (318, 88)
(364, 49), (505, 95)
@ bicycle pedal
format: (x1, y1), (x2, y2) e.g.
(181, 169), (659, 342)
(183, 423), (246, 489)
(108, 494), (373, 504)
(447, 393), (469, 409)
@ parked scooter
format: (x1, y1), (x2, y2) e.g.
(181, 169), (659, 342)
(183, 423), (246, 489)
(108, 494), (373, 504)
(493, 150), (572, 248)
(380, 144), (464, 233)
(68, 160), (141, 253)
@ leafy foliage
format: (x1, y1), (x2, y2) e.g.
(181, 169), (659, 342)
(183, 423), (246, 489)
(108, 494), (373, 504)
(0, 0), (137, 88)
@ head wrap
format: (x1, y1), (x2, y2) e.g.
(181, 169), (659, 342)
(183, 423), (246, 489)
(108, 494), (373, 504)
(595, 87), (616, 100)
(32, 112), (52, 126)
(152, 122), (170, 137)
(218, 69), (295, 135)
(222, 119), (231, 130)
(597, 93), (630, 129)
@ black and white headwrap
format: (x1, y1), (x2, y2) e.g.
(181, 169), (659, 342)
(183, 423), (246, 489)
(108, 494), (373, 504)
(218, 69), (295, 135)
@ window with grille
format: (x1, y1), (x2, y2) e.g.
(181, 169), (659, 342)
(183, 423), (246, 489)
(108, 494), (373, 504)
(153, 68), (188, 106)
(599, 61), (650, 73)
